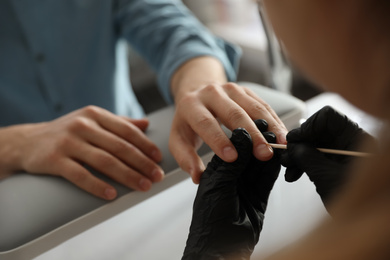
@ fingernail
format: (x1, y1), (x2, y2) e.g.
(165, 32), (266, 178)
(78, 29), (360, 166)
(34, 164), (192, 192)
(104, 188), (117, 200)
(223, 146), (237, 161)
(139, 178), (152, 191)
(256, 144), (273, 159)
(152, 168), (164, 182)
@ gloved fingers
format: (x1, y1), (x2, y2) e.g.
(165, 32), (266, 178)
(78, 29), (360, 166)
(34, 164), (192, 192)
(287, 143), (343, 179)
(254, 119), (269, 133)
(190, 128), (253, 226)
(185, 129), (258, 260)
(263, 131), (276, 144)
(301, 106), (359, 143)
(287, 142), (353, 210)
(240, 130), (281, 213)
(278, 142), (305, 182)
(254, 119), (284, 154)
(285, 127), (301, 143)
(291, 106), (368, 150)
(284, 167), (305, 182)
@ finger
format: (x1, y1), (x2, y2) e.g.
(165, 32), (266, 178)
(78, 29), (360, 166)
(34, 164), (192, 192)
(71, 142), (153, 191)
(56, 158), (118, 200)
(263, 131), (277, 144)
(299, 106), (360, 146)
(241, 131), (280, 211)
(284, 167), (305, 182)
(122, 117), (149, 131)
(169, 123), (205, 184)
(242, 86), (288, 142)
(80, 126), (164, 182)
(81, 107), (162, 162)
(229, 128), (254, 166)
(201, 88), (274, 161)
(254, 119), (269, 132)
(179, 97), (239, 163)
(286, 128), (302, 142)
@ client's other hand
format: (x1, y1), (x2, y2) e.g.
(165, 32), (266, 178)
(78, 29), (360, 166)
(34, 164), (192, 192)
(182, 119), (281, 260)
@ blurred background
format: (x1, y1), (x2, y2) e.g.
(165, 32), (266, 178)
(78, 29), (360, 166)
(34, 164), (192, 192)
(130, 0), (322, 114)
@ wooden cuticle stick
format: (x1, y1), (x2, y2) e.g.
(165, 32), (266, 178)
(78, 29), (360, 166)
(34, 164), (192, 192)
(268, 143), (372, 157)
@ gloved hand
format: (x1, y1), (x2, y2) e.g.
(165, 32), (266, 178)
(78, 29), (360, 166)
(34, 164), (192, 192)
(280, 106), (376, 210)
(182, 119), (281, 260)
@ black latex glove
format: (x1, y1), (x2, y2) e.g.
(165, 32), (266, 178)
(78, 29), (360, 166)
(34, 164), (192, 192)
(182, 119), (281, 260)
(280, 106), (376, 210)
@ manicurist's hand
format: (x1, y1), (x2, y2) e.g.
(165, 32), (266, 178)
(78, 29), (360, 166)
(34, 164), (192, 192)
(279, 106), (376, 211)
(0, 106), (164, 200)
(183, 121), (281, 260)
(170, 56), (287, 183)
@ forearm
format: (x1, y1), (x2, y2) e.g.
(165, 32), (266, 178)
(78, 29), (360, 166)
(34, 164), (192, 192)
(171, 56), (228, 102)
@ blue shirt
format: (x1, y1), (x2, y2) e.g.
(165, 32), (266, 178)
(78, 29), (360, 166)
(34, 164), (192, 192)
(0, 0), (240, 126)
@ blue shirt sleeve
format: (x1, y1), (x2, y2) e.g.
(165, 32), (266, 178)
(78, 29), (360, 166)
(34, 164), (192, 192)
(113, 0), (242, 103)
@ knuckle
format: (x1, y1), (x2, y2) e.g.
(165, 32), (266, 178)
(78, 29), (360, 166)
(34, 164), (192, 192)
(81, 105), (101, 117)
(252, 102), (271, 114)
(176, 156), (190, 171)
(56, 134), (75, 149)
(222, 82), (239, 92)
(250, 130), (265, 142)
(213, 132), (227, 143)
(176, 92), (197, 108)
(202, 83), (221, 96)
(194, 114), (214, 130)
(69, 117), (92, 132)
(226, 107), (246, 124)
(44, 149), (62, 163)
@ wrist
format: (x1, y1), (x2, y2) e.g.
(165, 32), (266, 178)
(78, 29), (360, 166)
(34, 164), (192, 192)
(171, 56), (227, 102)
(0, 123), (39, 175)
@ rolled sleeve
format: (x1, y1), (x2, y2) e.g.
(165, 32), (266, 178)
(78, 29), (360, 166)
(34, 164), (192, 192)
(114, 0), (242, 103)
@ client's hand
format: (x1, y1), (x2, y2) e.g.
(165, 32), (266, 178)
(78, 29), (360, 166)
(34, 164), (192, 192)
(182, 119), (281, 260)
(280, 106), (376, 210)
(0, 106), (164, 200)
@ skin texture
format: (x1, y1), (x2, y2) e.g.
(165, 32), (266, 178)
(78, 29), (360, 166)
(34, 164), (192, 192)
(170, 56), (287, 184)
